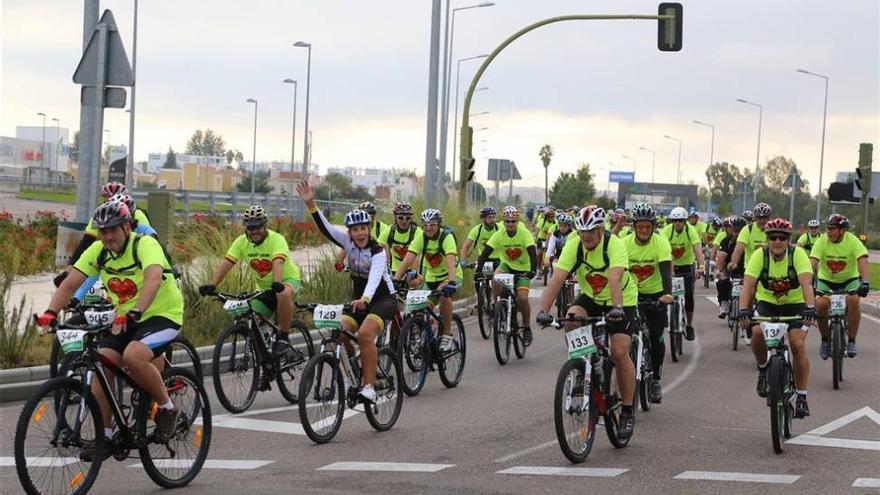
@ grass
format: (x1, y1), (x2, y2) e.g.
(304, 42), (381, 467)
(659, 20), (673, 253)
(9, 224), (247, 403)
(870, 263), (880, 289)
(17, 190), (77, 204)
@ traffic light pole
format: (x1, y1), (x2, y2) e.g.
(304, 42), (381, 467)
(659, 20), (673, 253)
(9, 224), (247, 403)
(456, 9), (681, 211)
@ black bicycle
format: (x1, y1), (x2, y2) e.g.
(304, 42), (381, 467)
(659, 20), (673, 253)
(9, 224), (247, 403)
(668, 276), (686, 362)
(634, 298), (666, 412)
(823, 290), (851, 389)
(15, 316), (211, 495)
(466, 262), (495, 340)
(297, 303), (404, 444)
(556, 275), (579, 319)
(206, 290), (315, 413)
(491, 273), (532, 365)
(752, 315), (801, 454)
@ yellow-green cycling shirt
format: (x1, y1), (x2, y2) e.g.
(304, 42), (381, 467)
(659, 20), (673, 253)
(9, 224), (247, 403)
(661, 223), (701, 266)
(224, 230), (302, 290)
(85, 208), (151, 237)
(736, 223), (768, 265)
(407, 229), (463, 282)
(624, 232), (672, 294)
(378, 225), (423, 272)
(467, 222), (501, 260)
(556, 233), (638, 306)
(487, 223), (535, 272)
(538, 219), (556, 241)
(745, 246), (811, 305)
(74, 232), (184, 325)
(809, 232), (867, 283)
(712, 230), (727, 247)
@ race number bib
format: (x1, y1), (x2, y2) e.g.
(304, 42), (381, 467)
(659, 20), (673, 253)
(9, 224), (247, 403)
(493, 273), (514, 291)
(572, 282), (581, 297)
(84, 281), (106, 303)
(223, 299), (250, 316)
(482, 263), (495, 275)
(761, 322), (787, 347)
(57, 329), (87, 354)
(83, 309), (116, 327)
(672, 277), (685, 297)
(731, 280), (742, 297)
(829, 294), (846, 316)
(566, 325), (597, 359)
(314, 304), (344, 329)
(405, 290), (432, 313)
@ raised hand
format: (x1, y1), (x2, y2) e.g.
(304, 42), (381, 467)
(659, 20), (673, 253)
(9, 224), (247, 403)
(296, 180), (316, 204)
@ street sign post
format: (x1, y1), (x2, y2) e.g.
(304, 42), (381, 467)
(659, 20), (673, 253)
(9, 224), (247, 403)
(609, 171), (635, 183)
(784, 167), (804, 223)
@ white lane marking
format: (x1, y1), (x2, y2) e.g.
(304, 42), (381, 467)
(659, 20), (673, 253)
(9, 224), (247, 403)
(128, 460), (274, 470)
(317, 462), (454, 473)
(854, 478), (880, 488)
(787, 406), (880, 451)
(863, 313), (880, 326)
(0, 456), (79, 467)
(674, 471), (800, 484)
(202, 408), (359, 435)
(494, 441), (558, 464)
(705, 296), (719, 306)
(497, 466), (629, 477)
(529, 288), (544, 299)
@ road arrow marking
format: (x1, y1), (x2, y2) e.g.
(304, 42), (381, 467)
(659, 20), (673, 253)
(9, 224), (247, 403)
(787, 406), (880, 451)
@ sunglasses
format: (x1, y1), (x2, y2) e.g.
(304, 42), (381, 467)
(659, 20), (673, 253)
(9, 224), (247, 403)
(245, 225), (264, 232)
(396, 215), (412, 220)
(504, 220), (518, 225)
(767, 235), (789, 242)
(673, 219), (685, 223)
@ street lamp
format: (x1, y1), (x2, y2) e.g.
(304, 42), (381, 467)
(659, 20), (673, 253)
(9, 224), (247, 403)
(692, 120), (715, 213)
(796, 68), (829, 220)
(736, 98), (763, 204)
(127, 0), (139, 184)
(51, 118), (60, 173)
(293, 41), (312, 178)
(639, 146), (656, 204)
(452, 54), (488, 182)
(246, 98), (258, 201)
(662, 134), (682, 184)
(622, 154), (636, 174)
(283, 78), (298, 210)
(470, 111), (489, 117)
(439, 2), (495, 189)
(37, 112), (46, 170)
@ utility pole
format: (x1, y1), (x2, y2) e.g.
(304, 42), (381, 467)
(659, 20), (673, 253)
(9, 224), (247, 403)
(75, 1), (100, 223)
(423, 0), (442, 206)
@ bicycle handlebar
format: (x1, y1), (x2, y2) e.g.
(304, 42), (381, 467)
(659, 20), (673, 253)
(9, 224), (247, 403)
(544, 315), (606, 330)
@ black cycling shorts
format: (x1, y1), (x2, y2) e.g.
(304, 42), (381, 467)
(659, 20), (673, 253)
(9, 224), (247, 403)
(755, 301), (806, 331)
(673, 265), (695, 312)
(343, 295), (398, 331)
(99, 316), (181, 358)
(570, 294), (636, 336)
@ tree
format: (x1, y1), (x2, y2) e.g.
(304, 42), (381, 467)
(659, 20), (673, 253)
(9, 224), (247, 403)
(705, 161), (748, 213)
(539, 144), (553, 204)
(186, 129), (226, 156)
(225, 149), (244, 165)
(548, 163), (598, 207)
(236, 170), (271, 193)
(163, 147), (178, 169)
(69, 131), (80, 163)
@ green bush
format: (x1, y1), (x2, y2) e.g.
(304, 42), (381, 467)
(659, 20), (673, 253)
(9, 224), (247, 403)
(0, 256), (37, 369)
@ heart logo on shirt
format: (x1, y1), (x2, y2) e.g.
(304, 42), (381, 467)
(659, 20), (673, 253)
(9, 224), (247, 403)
(107, 277), (138, 303)
(826, 259), (847, 274)
(631, 264), (654, 283)
(393, 245), (408, 259)
(505, 247), (522, 260)
(671, 247), (686, 259)
(586, 273), (608, 295)
(706, 234), (715, 243)
(250, 259), (273, 277)
(426, 252), (444, 268)
(767, 279), (792, 298)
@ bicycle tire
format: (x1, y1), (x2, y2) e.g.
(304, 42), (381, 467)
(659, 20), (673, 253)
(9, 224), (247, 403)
(513, 326), (526, 360)
(298, 353), (345, 444)
(768, 356), (785, 454)
(438, 314), (466, 388)
(212, 324), (260, 414)
(276, 321), (314, 404)
(365, 348), (404, 431)
(139, 367), (212, 489)
(164, 336), (203, 383)
(399, 318), (428, 396)
(476, 280), (491, 340)
(602, 358), (631, 448)
(669, 303), (679, 363)
(638, 334), (652, 412)
(49, 336), (63, 378)
(831, 320), (842, 390)
(493, 300), (511, 365)
(783, 363), (794, 439)
(554, 358), (597, 463)
(15, 377), (104, 495)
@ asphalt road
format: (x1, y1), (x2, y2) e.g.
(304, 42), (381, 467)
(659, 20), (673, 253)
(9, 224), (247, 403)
(2, 284), (879, 494)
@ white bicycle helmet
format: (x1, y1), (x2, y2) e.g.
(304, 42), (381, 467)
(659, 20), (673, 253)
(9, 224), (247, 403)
(574, 205), (606, 231)
(502, 206), (520, 221)
(668, 207), (688, 221)
(108, 193), (136, 213)
(420, 208), (443, 224)
(556, 213), (574, 226)
(242, 205), (268, 227)
(344, 209), (372, 228)
(807, 219), (820, 228)
(753, 202), (772, 218)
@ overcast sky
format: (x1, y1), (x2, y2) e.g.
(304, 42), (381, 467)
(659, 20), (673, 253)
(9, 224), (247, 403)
(1, 0), (878, 193)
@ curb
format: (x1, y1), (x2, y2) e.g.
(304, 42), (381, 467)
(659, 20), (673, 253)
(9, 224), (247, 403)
(0, 296), (476, 404)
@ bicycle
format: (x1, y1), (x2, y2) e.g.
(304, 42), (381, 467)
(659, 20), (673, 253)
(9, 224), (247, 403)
(556, 274), (580, 319)
(824, 290), (851, 390)
(634, 298), (666, 412)
(543, 314), (632, 463)
(703, 245), (714, 288)
(15, 309), (212, 495)
(668, 276), (686, 362)
(296, 303), (404, 444)
(397, 287), (466, 396)
(727, 277), (744, 351)
(491, 273), (532, 365)
(752, 315), (802, 454)
(206, 290), (315, 413)
(466, 262), (496, 340)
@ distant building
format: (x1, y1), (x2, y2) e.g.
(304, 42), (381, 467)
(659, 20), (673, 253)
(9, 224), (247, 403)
(326, 166), (418, 197)
(147, 152), (225, 173)
(0, 135), (71, 183)
(12, 126), (71, 172)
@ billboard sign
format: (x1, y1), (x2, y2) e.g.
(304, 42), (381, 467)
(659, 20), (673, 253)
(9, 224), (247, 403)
(609, 171), (635, 183)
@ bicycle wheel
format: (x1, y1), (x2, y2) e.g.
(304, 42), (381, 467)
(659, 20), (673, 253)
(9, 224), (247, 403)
(554, 358), (597, 464)
(298, 353), (345, 444)
(638, 335), (652, 412)
(477, 281), (491, 340)
(164, 336), (203, 383)
(438, 314), (466, 388)
(139, 368), (212, 489)
(513, 327), (526, 360)
(602, 358), (631, 449)
(668, 304), (679, 363)
(783, 364), (794, 439)
(768, 356), (785, 454)
(399, 318), (428, 396)
(212, 324), (260, 414)
(365, 348), (404, 431)
(15, 377), (104, 495)
(493, 300), (511, 365)
(49, 337), (63, 378)
(831, 320), (842, 390)
(276, 321), (313, 404)
(730, 297), (739, 351)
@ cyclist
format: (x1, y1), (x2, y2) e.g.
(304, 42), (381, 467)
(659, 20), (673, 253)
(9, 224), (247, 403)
(688, 209), (707, 239)
(535, 207), (557, 265)
(476, 206), (537, 346)
(335, 201), (389, 268)
(810, 214), (871, 358)
(297, 181), (396, 403)
(394, 208), (462, 353)
(37, 201), (185, 456)
(738, 218), (815, 418)
(729, 202), (772, 274)
(662, 207), (705, 340)
(460, 205), (500, 268)
(610, 209), (632, 238)
(623, 203), (673, 403)
(544, 213), (574, 269)
(742, 209), (755, 224)
(199, 205), (303, 358)
(704, 216), (723, 245)
(536, 205), (639, 439)
(715, 216), (748, 319)
(377, 201), (422, 274)
(797, 219), (822, 253)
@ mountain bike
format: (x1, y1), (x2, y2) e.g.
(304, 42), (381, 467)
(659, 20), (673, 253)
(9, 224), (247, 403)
(206, 290), (315, 413)
(635, 298), (666, 412)
(825, 290), (851, 389)
(668, 276), (686, 361)
(752, 315), (801, 454)
(467, 262), (496, 340)
(543, 314), (632, 463)
(397, 288), (466, 396)
(556, 275), (580, 319)
(491, 273), (531, 365)
(15, 312), (211, 495)
(297, 303), (404, 444)
(728, 278), (744, 351)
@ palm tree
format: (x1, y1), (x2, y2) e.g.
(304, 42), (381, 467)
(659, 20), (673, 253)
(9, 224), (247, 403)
(539, 144), (553, 204)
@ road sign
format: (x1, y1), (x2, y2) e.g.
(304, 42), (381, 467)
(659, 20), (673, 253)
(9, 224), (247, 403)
(609, 171), (635, 183)
(109, 157), (127, 183)
(81, 87), (127, 108)
(73, 10), (134, 87)
(783, 170), (805, 189)
(487, 159), (521, 181)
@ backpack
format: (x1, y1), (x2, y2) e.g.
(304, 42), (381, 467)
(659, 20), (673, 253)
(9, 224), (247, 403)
(387, 225), (417, 253)
(568, 230), (611, 275)
(97, 233), (180, 280)
(758, 246), (798, 293)
(666, 224), (695, 245)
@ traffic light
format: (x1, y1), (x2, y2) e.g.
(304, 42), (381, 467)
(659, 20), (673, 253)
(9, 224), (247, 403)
(465, 158), (476, 182)
(458, 126), (474, 187)
(855, 142), (873, 195)
(657, 3), (683, 52)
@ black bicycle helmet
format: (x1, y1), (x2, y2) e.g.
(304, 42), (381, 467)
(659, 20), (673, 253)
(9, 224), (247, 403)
(358, 201), (377, 216)
(92, 201), (132, 229)
(630, 202), (656, 223)
(392, 201), (413, 216)
(479, 205), (497, 218)
(242, 205), (268, 227)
